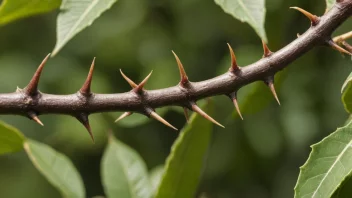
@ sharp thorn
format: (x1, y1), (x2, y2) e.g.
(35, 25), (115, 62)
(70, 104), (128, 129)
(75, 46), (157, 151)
(135, 71), (153, 92)
(191, 102), (225, 128)
(230, 93), (243, 120)
(328, 40), (352, 56)
(265, 77), (281, 105)
(290, 7), (319, 25)
(24, 53), (50, 96)
(262, 40), (272, 57)
(183, 107), (189, 123)
(120, 69), (138, 88)
(150, 111), (178, 131)
(80, 57), (96, 96)
(28, 111), (44, 126)
(227, 43), (239, 71)
(115, 112), (132, 122)
(76, 113), (94, 143)
(172, 51), (189, 85)
(342, 41), (352, 53)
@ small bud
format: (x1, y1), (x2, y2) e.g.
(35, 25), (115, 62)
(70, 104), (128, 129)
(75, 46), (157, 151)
(80, 58), (96, 96)
(262, 40), (273, 57)
(290, 7), (319, 26)
(76, 113), (94, 143)
(190, 102), (225, 128)
(24, 53), (50, 96)
(115, 112), (132, 122)
(28, 111), (44, 126)
(227, 43), (239, 71)
(172, 51), (189, 86)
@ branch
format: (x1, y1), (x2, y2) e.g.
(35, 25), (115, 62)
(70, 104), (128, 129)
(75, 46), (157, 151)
(1, 1), (352, 140)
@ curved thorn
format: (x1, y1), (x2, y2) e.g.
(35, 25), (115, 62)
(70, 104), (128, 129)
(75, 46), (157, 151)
(183, 107), (189, 123)
(115, 112), (132, 122)
(120, 69), (137, 88)
(227, 43), (239, 71)
(150, 111), (178, 130)
(135, 71), (153, 92)
(265, 77), (281, 105)
(172, 51), (189, 85)
(290, 7), (319, 25)
(80, 57), (96, 96)
(76, 113), (94, 143)
(28, 111), (44, 126)
(191, 103), (225, 128)
(25, 53), (50, 95)
(328, 40), (352, 56)
(262, 40), (272, 57)
(230, 93), (243, 120)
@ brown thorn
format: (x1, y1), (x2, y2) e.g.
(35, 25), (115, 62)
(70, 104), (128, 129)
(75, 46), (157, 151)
(120, 69), (138, 88)
(328, 40), (352, 56)
(229, 93), (243, 120)
(80, 57), (96, 96)
(190, 102), (225, 128)
(342, 41), (352, 53)
(183, 107), (189, 123)
(290, 7), (319, 25)
(135, 71), (153, 92)
(24, 53), (50, 96)
(150, 111), (178, 131)
(264, 77), (281, 105)
(227, 43), (239, 71)
(262, 40), (272, 57)
(76, 113), (94, 143)
(172, 51), (189, 85)
(115, 112), (132, 122)
(28, 111), (44, 126)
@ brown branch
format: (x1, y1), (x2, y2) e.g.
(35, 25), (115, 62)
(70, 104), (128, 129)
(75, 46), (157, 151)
(0, 1), (352, 139)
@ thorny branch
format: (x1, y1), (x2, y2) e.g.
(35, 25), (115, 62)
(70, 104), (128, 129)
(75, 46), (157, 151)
(1, 1), (352, 141)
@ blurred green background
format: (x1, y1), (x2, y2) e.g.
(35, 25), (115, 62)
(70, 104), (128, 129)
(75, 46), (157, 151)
(0, 0), (351, 197)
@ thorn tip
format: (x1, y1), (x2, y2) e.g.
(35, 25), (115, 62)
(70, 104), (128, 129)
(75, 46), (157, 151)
(28, 111), (44, 126)
(265, 77), (281, 105)
(172, 51), (189, 85)
(227, 43), (239, 71)
(290, 7), (319, 25)
(328, 40), (352, 56)
(150, 111), (178, 130)
(115, 112), (132, 122)
(191, 103), (225, 128)
(262, 40), (272, 57)
(135, 71), (153, 92)
(80, 58), (96, 96)
(76, 113), (94, 143)
(230, 93), (243, 120)
(25, 54), (50, 95)
(120, 69), (138, 88)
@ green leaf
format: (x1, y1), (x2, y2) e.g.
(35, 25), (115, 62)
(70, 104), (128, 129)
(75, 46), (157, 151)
(101, 135), (152, 198)
(155, 102), (213, 198)
(342, 72), (352, 113)
(294, 121), (352, 198)
(0, 121), (25, 155)
(149, 165), (164, 195)
(24, 139), (85, 198)
(52, 0), (119, 56)
(326, 0), (335, 11)
(0, 0), (61, 26)
(214, 0), (267, 42)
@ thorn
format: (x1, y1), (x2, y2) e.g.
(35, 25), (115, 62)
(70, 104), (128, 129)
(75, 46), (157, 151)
(190, 102), (225, 128)
(229, 93), (243, 120)
(135, 71), (153, 92)
(24, 53), (50, 96)
(80, 57), (95, 96)
(183, 107), (189, 123)
(115, 112), (132, 122)
(342, 41), (352, 53)
(328, 40), (352, 56)
(120, 69), (137, 88)
(150, 111), (178, 130)
(172, 51), (189, 85)
(262, 40), (272, 57)
(297, 33), (301, 38)
(290, 7), (319, 25)
(264, 77), (281, 105)
(76, 113), (94, 143)
(227, 43), (239, 71)
(28, 111), (44, 126)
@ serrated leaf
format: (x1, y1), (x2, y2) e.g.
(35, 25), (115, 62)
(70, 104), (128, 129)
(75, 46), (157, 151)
(326, 0), (335, 11)
(52, 0), (118, 56)
(0, 0), (61, 26)
(0, 121), (25, 155)
(155, 102), (213, 198)
(101, 135), (152, 198)
(294, 121), (352, 198)
(24, 139), (85, 198)
(214, 0), (267, 42)
(342, 72), (352, 113)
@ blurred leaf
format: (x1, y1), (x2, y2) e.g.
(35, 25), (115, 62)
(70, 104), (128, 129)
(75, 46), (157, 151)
(0, 0), (60, 25)
(0, 121), (25, 155)
(155, 102), (213, 198)
(214, 0), (267, 42)
(342, 72), (352, 113)
(149, 165), (164, 195)
(294, 121), (352, 198)
(52, 0), (118, 56)
(24, 139), (85, 198)
(101, 134), (152, 198)
(326, 0), (334, 11)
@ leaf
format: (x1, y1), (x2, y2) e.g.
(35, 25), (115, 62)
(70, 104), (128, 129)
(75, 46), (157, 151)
(294, 121), (352, 198)
(214, 0), (267, 42)
(24, 139), (85, 198)
(149, 165), (164, 195)
(326, 0), (335, 11)
(0, 121), (25, 155)
(52, 0), (119, 56)
(342, 72), (352, 113)
(155, 102), (213, 198)
(0, 0), (61, 26)
(101, 134), (152, 198)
